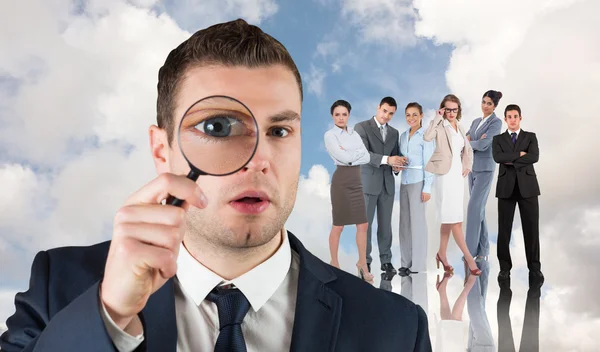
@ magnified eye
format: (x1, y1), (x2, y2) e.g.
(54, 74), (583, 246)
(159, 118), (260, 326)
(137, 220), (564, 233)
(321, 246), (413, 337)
(195, 115), (242, 138)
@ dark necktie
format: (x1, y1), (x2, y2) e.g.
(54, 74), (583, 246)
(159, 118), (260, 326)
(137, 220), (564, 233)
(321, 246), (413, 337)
(511, 132), (517, 144)
(207, 287), (251, 352)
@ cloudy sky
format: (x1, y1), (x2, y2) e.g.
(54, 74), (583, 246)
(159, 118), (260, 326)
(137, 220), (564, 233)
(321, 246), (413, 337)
(1, 0), (599, 350)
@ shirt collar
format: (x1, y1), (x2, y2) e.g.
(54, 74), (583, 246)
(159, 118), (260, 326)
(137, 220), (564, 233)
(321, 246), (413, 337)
(508, 128), (521, 135)
(482, 112), (494, 121)
(373, 116), (386, 129)
(175, 228), (291, 312)
(333, 124), (353, 134)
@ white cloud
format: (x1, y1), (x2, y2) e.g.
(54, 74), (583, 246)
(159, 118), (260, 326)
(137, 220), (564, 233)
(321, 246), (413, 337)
(304, 64), (327, 97)
(158, 0), (279, 31)
(340, 0), (418, 47)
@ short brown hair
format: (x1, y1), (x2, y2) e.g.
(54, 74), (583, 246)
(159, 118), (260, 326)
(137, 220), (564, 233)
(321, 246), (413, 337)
(156, 18), (303, 144)
(439, 94), (463, 121)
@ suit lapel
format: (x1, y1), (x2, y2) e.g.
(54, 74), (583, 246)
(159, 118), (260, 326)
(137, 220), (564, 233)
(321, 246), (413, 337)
(288, 232), (342, 352)
(515, 130), (527, 151)
(140, 279), (178, 352)
(368, 118), (385, 144)
(443, 122), (453, 154)
(475, 114), (494, 139)
(470, 118), (482, 138)
(502, 131), (514, 150)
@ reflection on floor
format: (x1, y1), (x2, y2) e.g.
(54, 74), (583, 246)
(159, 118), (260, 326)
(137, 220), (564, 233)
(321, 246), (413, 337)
(376, 260), (542, 352)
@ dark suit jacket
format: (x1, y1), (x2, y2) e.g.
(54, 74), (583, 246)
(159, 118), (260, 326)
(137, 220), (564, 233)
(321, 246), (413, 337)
(353, 118), (401, 196)
(492, 130), (541, 199)
(0, 232), (431, 352)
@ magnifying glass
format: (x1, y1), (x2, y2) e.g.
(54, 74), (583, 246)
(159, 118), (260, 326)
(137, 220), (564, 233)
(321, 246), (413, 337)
(165, 95), (259, 206)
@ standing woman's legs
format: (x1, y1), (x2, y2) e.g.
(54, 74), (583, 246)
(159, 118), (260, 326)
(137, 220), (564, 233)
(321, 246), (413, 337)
(451, 223), (480, 273)
(409, 182), (427, 272)
(329, 225), (344, 268)
(356, 222), (373, 281)
(438, 224), (453, 270)
(399, 183), (411, 269)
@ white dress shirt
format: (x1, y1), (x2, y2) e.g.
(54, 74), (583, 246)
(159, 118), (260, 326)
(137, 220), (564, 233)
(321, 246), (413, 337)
(373, 116), (390, 165)
(100, 229), (299, 352)
(507, 128), (521, 138)
(323, 125), (370, 166)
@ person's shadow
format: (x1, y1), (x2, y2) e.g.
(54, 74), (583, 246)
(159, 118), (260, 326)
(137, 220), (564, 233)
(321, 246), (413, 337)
(466, 260), (495, 351)
(433, 270), (477, 351)
(497, 276), (542, 352)
(380, 271), (429, 314)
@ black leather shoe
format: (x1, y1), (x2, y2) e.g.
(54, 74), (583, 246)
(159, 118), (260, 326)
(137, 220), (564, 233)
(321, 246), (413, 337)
(367, 263), (371, 273)
(381, 263), (397, 274)
(498, 270), (510, 282)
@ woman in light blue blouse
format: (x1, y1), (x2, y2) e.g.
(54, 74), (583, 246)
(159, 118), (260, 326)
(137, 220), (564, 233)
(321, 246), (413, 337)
(396, 102), (435, 274)
(324, 99), (374, 283)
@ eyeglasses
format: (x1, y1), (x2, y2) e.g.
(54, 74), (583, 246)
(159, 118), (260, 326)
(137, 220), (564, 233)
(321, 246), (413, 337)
(444, 108), (459, 113)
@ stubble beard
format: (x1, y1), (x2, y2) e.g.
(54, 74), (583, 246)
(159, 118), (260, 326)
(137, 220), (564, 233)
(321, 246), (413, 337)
(185, 179), (298, 255)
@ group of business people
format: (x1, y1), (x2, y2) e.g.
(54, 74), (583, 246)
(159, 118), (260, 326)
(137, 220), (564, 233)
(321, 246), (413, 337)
(323, 91), (544, 285)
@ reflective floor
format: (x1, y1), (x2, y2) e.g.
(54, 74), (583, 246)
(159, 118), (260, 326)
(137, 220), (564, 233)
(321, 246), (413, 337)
(375, 260), (545, 352)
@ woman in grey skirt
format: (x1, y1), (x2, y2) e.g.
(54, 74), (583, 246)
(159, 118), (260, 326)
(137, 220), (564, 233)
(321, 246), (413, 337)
(324, 99), (374, 283)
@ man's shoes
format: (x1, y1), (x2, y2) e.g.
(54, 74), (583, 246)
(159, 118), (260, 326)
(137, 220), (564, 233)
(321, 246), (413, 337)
(529, 270), (544, 286)
(381, 263), (397, 274)
(367, 263), (371, 273)
(498, 270), (511, 282)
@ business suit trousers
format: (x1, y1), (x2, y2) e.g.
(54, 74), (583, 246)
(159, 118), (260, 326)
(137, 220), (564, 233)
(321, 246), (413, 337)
(497, 182), (541, 272)
(399, 181), (427, 272)
(465, 171), (494, 258)
(364, 190), (394, 265)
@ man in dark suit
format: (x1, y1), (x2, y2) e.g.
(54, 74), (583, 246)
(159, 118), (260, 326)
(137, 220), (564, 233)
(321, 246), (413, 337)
(492, 104), (543, 284)
(0, 19), (431, 352)
(354, 97), (405, 275)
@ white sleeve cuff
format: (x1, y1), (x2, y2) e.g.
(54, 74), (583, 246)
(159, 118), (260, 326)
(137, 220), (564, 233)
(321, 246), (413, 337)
(99, 299), (145, 352)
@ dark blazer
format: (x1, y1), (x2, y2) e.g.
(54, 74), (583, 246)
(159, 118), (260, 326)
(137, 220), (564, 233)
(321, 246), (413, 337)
(492, 130), (541, 199)
(353, 117), (401, 196)
(0, 232), (431, 352)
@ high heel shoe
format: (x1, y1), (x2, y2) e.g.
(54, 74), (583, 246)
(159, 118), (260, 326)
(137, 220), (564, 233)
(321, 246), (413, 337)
(435, 253), (454, 272)
(461, 257), (482, 277)
(356, 263), (374, 283)
(435, 272), (453, 291)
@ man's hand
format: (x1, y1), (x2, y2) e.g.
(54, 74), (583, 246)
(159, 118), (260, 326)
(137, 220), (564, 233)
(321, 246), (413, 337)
(100, 173), (207, 335)
(392, 165), (404, 172)
(520, 151), (526, 157)
(466, 135), (471, 142)
(480, 133), (487, 140)
(462, 168), (471, 177)
(388, 155), (407, 167)
(421, 192), (431, 202)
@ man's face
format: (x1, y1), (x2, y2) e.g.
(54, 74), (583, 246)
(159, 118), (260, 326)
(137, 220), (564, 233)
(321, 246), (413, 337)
(375, 103), (396, 125)
(151, 64), (302, 249)
(505, 110), (522, 131)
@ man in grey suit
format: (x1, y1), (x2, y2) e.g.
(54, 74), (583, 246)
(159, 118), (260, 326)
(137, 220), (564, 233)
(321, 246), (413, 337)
(354, 97), (406, 274)
(464, 90), (503, 264)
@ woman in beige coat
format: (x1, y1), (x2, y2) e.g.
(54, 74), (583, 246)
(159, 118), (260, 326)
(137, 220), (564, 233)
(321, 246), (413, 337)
(424, 94), (481, 277)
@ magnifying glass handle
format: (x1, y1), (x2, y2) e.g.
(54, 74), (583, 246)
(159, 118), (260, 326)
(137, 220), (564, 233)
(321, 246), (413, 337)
(166, 168), (202, 207)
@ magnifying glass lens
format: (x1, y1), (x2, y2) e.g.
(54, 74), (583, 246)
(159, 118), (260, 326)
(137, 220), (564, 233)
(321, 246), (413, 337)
(178, 96), (258, 175)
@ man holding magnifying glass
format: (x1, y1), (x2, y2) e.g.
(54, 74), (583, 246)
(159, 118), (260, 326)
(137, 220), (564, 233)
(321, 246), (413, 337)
(1, 19), (431, 352)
